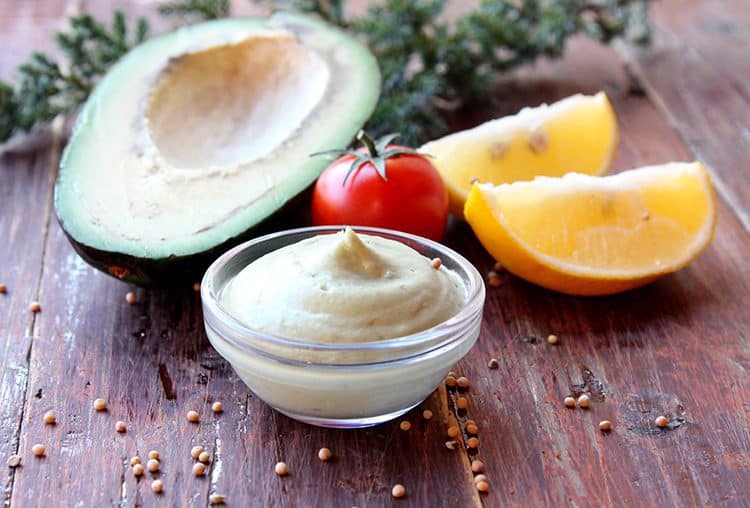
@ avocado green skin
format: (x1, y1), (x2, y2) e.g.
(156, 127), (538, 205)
(60, 191), (313, 287)
(55, 14), (380, 286)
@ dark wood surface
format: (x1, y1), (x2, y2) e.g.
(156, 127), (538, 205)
(2, 1), (749, 507)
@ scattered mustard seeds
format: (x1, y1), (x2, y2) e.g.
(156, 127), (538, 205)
(133, 464), (144, 477)
(431, 258), (442, 269)
(457, 397), (469, 410)
(193, 282), (201, 292)
(29, 301), (41, 313)
(130, 456), (141, 466)
(93, 398), (107, 411)
(115, 421), (127, 433)
(487, 272), (502, 288)
(187, 410), (200, 423)
(391, 484), (406, 498)
(466, 422), (479, 435)
(151, 479), (164, 493)
(457, 377), (470, 390)
(198, 451), (210, 464)
(191, 446), (204, 460)
(422, 409), (433, 420)
(447, 426), (460, 439)
(467, 437), (479, 449)
(147, 459), (160, 473)
(125, 292), (136, 305)
(474, 474), (488, 484)
(564, 396), (576, 408)
(488, 358), (499, 369)
(148, 450), (160, 460)
(31, 444), (45, 457)
(274, 462), (288, 476)
(399, 421), (411, 431)
(547, 334), (559, 345)
(209, 494), (226, 505)
(577, 394), (591, 409)
(6, 454), (21, 468)
(193, 462), (206, 476)
(212, 401), (223, 413)
(318, 448), (332, 462)
(43, 410), (56, 425)
(471, 460), (485, 473)
(445, 375), (457, 388)
(599, 420), (612, 432)
(476, 480), (490, 493)
(493, 262), (503, 272)
(655, 415), (669, 428)
(528, 128), (548, 153)
(0, 283), (6, 294)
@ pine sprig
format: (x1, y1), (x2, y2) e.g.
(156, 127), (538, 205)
(0, 12), (148, 142)
(157, 0), (231, 20)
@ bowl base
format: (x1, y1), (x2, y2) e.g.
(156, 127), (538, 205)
(273, 401), (423, 429)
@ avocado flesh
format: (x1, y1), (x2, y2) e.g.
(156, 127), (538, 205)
(55, 13), (380, 285)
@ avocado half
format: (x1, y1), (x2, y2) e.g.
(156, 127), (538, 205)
(55, 13), (380, 285)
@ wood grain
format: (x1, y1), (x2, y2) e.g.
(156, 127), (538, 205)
(1, 1), (749, 507)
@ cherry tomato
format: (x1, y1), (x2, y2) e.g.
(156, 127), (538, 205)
(312, 132), (449, 241)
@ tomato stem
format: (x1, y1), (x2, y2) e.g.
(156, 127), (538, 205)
(356, 130), (379, 157)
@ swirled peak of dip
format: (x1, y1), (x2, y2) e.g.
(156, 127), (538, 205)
(221, 227), (466, 342)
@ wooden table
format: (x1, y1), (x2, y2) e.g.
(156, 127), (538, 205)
(2, 1), (749, 506)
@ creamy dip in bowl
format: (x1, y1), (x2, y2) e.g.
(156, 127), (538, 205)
(201, 226), (485, 428)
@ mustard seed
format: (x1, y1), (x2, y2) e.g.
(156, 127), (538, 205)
(399, 420), (411, 431)
(599, 420), (612, 432)
(577, 394), (591, 409)
(209, 494), (226, 505)
(0, 283), (6, 294)
(447, 426), (460, 439)
(445, 375), (457, 388)
(391, 484), (406, 498)
(490, 140), (509, 159)
(6, 454), (21, 468)
(115, 421), (127, 433)
(130, 456), (141, 466)
(471, 460), (485, 473)
(528, 128), (548, 153)
(318, 447), (332, 462)
(488, 273), (502, 288)
(31, 444), (45, 457)
(133, 463), (144, 477)
(422, 409), (433, 420)
(187, 410), (200, 423)
(547, 334), (559, 345)
(493, 262), (503, 272)
(193, 462), (206, 476)
(431, 257), (442, 269)
(148, 450), (159, 460)
(476, 480), (490, 493)
(655, 415), (669, 428)
(488, 358), (499, 369)
(467, 437), (479, 449)
(564, 396), (576, 408)
(457, 397), (469, 409)
(151, 479), (163, 493)
(193, 282), (201, 292)
(147, 459), (160, 473)
(457, 377), (470, 389)
(43, 410), (56, 425)
(466, 422), (479, 435)
(93, 398), (107, 411)
(125, 292), (136, 304)
(212, 401), (223, 413)
(274, 461), (288, 476)
(191, 446), (204, 460)
(448, 371), (457, 378)
(474, 474), (488, 483)
(198, 451), (210, 464)
(29, 301), (41, 313)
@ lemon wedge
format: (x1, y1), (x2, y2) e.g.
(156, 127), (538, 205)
(421, 92), (618, 217)
(464, 162), (716, 295)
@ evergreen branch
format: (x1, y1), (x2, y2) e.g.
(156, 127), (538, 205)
(0, 12), (148, 142)
(157, 0), (230, 20)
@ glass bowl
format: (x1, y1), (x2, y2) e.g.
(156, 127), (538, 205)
(201, 226), (485, 428)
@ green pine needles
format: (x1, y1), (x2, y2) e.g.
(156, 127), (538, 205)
(0, 0), (651, 146)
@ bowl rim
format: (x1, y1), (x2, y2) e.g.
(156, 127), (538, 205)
(201, 225), (485, 355)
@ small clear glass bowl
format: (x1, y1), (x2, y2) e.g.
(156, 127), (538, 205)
(201, 226), (485, 429)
